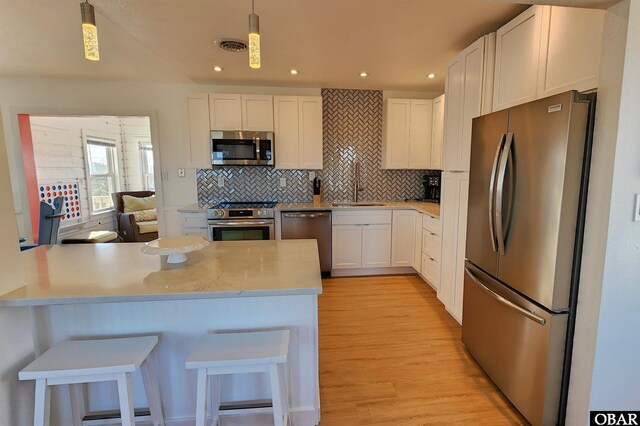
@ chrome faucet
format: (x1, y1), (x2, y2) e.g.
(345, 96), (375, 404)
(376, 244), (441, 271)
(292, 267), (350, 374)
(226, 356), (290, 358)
(353, 160), (364, 202)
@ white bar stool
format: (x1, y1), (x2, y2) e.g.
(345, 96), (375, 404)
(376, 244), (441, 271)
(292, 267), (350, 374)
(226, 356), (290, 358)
(19, 336), (165, 426)
(185, 330), (290, 426)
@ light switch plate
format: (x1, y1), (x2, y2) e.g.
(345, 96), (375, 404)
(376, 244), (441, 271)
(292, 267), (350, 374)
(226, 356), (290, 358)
(217, 176), (225, 188)
(280, 177), (287, 187)
(178, 168), (185, 178)
(634, 193), (640, 222)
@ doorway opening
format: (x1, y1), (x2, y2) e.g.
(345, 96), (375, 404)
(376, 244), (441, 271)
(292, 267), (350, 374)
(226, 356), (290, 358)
(18, 114), (157, 244)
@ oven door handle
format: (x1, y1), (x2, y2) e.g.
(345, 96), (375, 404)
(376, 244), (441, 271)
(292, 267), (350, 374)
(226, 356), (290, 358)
(208, 220), (274, 227)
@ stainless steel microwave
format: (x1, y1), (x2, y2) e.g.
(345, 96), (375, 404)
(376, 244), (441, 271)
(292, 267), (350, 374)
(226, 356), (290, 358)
(211, 130), (274, 166)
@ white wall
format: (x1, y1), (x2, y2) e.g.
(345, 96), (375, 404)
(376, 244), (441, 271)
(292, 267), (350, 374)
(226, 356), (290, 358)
(566, 1), (630, 424)
(588, 0), (640, 412)
(28, 115), (153, 240)
(0, 112), (35, 426)
(30, 116), (120, 237)
(120, 116), (152, 191)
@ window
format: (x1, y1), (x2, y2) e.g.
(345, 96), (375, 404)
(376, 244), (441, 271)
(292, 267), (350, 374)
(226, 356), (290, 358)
(139, 142), (155, 191)
(85, 137), (119, 213)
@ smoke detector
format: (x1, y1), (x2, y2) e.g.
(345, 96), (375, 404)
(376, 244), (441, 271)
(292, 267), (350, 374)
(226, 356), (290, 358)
(214, 39), (248, 53)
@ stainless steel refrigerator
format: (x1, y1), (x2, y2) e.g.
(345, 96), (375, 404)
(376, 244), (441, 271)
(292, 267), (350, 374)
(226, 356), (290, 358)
(462, 91), (596, 426)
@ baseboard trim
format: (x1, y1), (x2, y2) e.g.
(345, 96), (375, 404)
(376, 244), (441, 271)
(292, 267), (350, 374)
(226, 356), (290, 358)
(161, 406), (319, 426)
(330, 267), (417, 277)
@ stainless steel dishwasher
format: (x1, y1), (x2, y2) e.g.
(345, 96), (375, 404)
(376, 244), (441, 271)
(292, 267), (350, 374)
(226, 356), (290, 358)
(281, 211), (332, 274)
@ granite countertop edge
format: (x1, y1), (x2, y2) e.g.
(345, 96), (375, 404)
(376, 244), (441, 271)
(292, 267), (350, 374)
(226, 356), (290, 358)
(178, 201), (440, 218)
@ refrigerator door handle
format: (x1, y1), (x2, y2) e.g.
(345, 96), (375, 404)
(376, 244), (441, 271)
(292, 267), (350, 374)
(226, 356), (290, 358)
(489, 133), (506, 252)
(495, 132), (514, 256)
(464, 266), (546, 325)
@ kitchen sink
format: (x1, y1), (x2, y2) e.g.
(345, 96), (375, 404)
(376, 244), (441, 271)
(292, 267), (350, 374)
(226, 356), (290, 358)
(331, 202), (385, 207)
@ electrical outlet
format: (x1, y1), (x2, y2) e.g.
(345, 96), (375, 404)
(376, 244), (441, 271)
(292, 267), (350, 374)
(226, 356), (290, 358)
(178, 168), (185, 178)
(217, 176), (225, 188)
(634, 193), (640, 222)
(309, 171), (316, 181)
(280, 177), (287, 187)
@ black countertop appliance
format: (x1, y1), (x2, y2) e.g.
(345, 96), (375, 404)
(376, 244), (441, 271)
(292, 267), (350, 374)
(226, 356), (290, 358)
(423, 170), (441, 203)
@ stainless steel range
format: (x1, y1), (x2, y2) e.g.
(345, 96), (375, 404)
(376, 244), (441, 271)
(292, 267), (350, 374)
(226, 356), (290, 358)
(206, 201), (276, 241)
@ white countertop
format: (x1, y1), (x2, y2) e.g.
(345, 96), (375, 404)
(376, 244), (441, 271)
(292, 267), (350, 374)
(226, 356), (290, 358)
(276, 201), (440, 217)
(178, 200), (440, 218)
(0, 240), (322, 307)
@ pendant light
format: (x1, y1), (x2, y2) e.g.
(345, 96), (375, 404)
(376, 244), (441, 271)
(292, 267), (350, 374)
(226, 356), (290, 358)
(248, 0), (260, 69)
(80, 0), (99, 61)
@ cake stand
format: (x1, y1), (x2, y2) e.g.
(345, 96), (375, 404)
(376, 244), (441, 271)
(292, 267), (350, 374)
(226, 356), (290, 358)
(141, 236), (209, 264)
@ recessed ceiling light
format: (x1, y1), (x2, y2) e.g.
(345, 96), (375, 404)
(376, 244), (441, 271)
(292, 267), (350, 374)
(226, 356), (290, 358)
(360, 72), (368, 77)
(427, 73), (436, 79)
(214, 66), (223, 72)
(290, 69), (299, 75)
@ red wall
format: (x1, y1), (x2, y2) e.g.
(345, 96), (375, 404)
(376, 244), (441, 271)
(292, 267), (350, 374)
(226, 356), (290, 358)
(18, 114), (40, 243)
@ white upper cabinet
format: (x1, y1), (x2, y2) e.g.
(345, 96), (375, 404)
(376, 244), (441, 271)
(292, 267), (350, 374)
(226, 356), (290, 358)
(493, 5), (604, 112)
(241, 95), (274, 131)
(186, 94), (212, 169)
(460, 39), (487, 171)
(409, 100), (434, 169)
(382, 99), (411, 169)
(430, 94), (445, 170)
(383, 98), (435, 169)
(209, 94), (273, 131)
(209, 94), (242, 130)
(273, 96), (300, 170)
(493, 6), (544, 112)
(273, 96), (323, 170)
(443, 56), (463, 171)
(443, 35), (492, 172)
(537, 6), (604, 98)
(298, 96), (324, 170)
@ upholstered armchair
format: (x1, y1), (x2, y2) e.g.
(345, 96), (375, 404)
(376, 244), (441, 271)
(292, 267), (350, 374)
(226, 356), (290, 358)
(111, 191), (158, 242)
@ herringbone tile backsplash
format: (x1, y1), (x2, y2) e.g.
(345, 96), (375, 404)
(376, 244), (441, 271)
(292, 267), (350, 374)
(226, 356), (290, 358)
(197, 88), (428, 203)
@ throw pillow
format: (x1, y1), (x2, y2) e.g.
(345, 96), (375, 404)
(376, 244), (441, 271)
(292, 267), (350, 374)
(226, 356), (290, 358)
(123, 195), (156, 212)
(132, 208), (157, 222)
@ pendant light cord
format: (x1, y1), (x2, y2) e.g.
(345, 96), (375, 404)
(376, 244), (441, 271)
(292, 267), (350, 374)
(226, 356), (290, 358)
(252, 0), (255, 13)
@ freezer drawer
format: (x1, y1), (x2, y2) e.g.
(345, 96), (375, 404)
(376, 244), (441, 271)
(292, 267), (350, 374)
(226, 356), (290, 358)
(461, 261), (567, 426)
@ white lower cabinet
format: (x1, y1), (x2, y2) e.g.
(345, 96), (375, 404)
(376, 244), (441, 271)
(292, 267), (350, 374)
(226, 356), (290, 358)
(418, 213), (442, 291)
(391, 210), (416, 267)
(331, 225), (363, 269)
(331, 211), (392, 271)
(421, 253), (440, 288)
(438, 171), (470, 324)
(412, 214), (423, 270)
(180, 212), (209, 239)
(362, 225), (392, 268)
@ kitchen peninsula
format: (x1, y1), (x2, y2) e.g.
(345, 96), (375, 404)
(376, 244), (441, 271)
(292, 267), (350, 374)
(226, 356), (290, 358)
(0, 240), (322, 425)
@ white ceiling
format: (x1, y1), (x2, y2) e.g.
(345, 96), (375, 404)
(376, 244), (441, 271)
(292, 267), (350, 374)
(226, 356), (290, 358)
(0, 0), (532, 91)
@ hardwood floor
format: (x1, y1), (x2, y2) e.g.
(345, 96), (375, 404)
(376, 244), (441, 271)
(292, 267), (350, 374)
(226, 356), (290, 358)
(318, 275), (527, 425)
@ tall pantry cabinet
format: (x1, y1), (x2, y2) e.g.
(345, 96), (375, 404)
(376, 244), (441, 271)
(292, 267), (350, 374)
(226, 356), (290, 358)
(439, 34), (495, 324)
